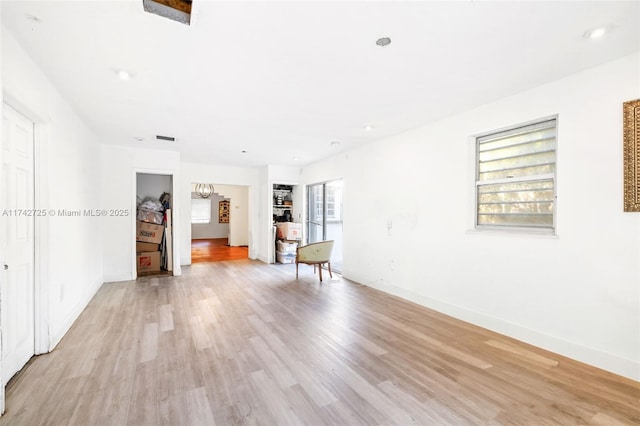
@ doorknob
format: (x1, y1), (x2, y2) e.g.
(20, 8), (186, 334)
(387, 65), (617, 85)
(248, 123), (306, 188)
(3, 264), (7, 270)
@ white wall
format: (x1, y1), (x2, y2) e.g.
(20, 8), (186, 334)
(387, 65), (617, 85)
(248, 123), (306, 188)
(214, 184), (249, 247)
(258, 166), (269, 262)
(102, 145), (181, 282)
(180, 162), (258, 264)
(191, 192), (230, 239)
(1, 29), (103, 351)
(301, 53), (640, 381)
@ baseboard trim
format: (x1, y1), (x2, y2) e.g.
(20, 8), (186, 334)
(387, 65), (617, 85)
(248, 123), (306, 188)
(103, 273), (134, 283)
(346, 275), (639, 382)
(49, 279), (103, 351)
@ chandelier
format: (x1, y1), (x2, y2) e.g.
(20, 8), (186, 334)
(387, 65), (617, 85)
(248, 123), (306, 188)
(195, 183), (214, 198)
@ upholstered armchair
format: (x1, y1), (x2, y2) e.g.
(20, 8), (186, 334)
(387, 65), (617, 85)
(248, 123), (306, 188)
(295, 240), (334, 282)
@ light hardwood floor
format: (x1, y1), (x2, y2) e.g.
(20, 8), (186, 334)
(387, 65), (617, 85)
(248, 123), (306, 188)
(2, 260), (638, 425)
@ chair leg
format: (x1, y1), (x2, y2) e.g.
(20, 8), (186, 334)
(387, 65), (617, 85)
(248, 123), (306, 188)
(318, 264), (323, 282)
(296, 262), (299, 279)
(328, 262), (332, 278)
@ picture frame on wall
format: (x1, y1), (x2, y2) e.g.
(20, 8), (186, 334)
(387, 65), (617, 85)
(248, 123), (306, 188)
(623, 99), (640, 212)
(219, 200), (230, 223)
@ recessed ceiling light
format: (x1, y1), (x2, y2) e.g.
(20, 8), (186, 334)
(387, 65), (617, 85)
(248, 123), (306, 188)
(584, 26), (607, 39)
(292, 156), (300, 161)
(364, 125), (374, 132)
(376, 37), (391, 47)
(117, 69), (132, 81)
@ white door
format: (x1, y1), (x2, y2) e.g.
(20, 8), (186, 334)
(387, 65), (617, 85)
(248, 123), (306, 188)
(1, 104), (35, 385)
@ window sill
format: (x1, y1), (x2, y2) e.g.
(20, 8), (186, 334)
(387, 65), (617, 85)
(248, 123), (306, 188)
(466, 226), (558, 239)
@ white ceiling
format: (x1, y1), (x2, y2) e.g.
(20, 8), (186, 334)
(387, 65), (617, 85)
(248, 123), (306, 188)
(2, 1), (639, 167)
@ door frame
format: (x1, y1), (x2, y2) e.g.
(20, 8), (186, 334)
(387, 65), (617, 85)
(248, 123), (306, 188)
(0, 96), (51, 414)
(269, 180), (299, 264)
(305, 179), (343, 272)
(132, 169), (181, 279)
(306, 182), (326, 243)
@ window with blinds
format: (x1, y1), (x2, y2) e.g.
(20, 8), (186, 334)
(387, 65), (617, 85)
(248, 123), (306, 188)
(191, 198), (211, 224)
(476, 118), (557, 230)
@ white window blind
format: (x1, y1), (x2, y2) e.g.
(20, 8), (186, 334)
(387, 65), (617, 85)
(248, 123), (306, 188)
(476, 118), (556, 229)
(191, 198), (211, 224)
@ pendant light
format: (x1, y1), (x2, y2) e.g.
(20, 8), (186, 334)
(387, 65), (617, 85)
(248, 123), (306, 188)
(195, 183), (214, 198)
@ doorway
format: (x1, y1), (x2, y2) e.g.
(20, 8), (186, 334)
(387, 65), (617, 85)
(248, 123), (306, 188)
(0, 104), (35, 386)
(306, 179), (343, 272)
(135, 173), (174, 277)
(190, 184), (249, 263)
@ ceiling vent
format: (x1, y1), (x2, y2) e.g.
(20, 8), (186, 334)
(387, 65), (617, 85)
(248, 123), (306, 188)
(143, 0), (192, 25)
(156, 135), (175, 142)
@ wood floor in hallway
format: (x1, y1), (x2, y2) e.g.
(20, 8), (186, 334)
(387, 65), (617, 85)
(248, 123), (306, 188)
(191, 238), (248, 263)
(1, 260), (638, 425)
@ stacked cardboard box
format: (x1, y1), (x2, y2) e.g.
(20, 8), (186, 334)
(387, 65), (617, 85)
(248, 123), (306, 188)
(136, 241), (160, 252)
(136, 251), (160, 272)
(276, 222), (302, 240)
(136, 221), (164, 244)
(136, 221), (164, 273)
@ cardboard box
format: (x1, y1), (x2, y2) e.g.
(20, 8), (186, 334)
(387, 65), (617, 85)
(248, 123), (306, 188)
(276, 251), (296, 264)
(136, 242), (160, 252)
(136, 251), (160, 273)
(276, 240), (298, 254)
(136, 221), (164, 244)
(276, 222), (302, 240)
